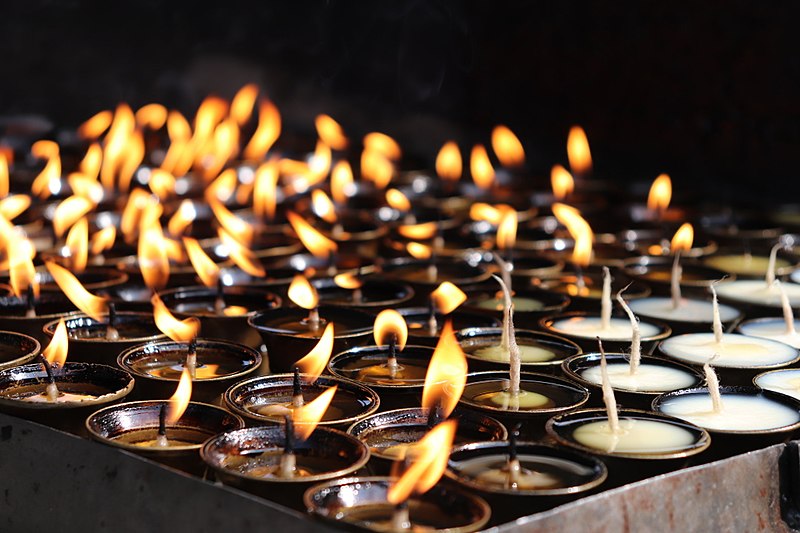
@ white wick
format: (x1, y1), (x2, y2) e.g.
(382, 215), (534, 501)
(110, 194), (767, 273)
(156, 434), (169, 447)
(703, 355), (723, 413)
(427, 264), (438, 283)
(494, 253), (513, 297)
(598, 338), (620, 435)
(671, 250), (683, 310)
(616, 284), (641, 376)
(308, 307), (321, 332)
(601, 266), (612, 331)
(391, 505), (411, 531)
(186, 352), (197, 380)
(45, 382), (59, 403)
(492, 274), (520, 396)
(777, 281), (797, 335)
(279, 451), (297, 478)
(766, 242), (785, 287)
(710, 282), (724, 345)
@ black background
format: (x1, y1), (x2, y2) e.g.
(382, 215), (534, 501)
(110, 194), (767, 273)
(2, 1), (799, 202)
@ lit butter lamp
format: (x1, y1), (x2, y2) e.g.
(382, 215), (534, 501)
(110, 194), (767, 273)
(653, 359), (800, 456)
(542, 202), (630, 268)
(201, 388), (370, 510)
(307, 419), (491, 532)
(738, 280), (800, 348)
(249, 274), (374, 372)
(624, 173), (688, 224)
(541, 268), (670, 353)
(702, 239), (798, 278)
(118, 295), (261, 402)
(303, 188), (388, 257)
(348, 320), (507, 470)
(444, 425), (607, 524)
(224, 323), (380, 429)
(659, 283), (800, 385)
(548, 338), (711, 485)
(0, 320), (134, 434)
(86, 368), (243, 475)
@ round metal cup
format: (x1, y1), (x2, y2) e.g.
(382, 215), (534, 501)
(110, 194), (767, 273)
(462, 287), (570, 330)
(0, 330), (41, 371)
(312, 277), (414, 309)
(622, 255), (733, 298)
(397, 307), (501, 347)
(540, 311), (672, 354)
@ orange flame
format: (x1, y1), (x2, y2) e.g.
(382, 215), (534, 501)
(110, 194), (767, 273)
(205, 168), (239, 204)
(470, 145), (495, 189)
(398, 221), (437, 240)
(30, 140), (61, 199)
(294, 322), (334, 383)
(90, 226), (117, 256)
(167, 199), (197, 237)
(552, 202), (594, 267)
(53, 196), (95, 238)
(243, 99), (281, 161)
(374, 309), (408, 350)
(68, 174), (104, 204)
(100, 104), (137, 190)
(333, 273), (362, 290)
(386, 188), (411, 211)
(431, 282), (466, 315)
(65, 217), (89, 273)
(647, 173), (672, 212)
(311, 190), (338, 224)
(148, 169), (176, 200)
(496, 210), (517, 250)
(551, 164), (574, 200)
(407, 242), (432, 260)
(491, 125), (525, 167)
(421, 321), (466, 417)
(77, 110), (113, 140)
(230, 84), (259, 125)
(0, 152), (8, 198)
(210, 199), (254, 245)
(671, 223), (694, 252)
(183, 237), (220, 287)
(138, 208), (170, 290)
(218, 229), (266, 277)
(305, 141), (333, 188)
(387, 419), (457, 504)
(469, 203), (504, 224)
(436, 141), (462, 182)
(288, 274), (319, 309)
(135, 103), (168, 130)
(45, 261), (108, 321)
(43, 318), (69, 368)
(363, 132), (401, 160)
(8, 236), (38, 298)
(120, 189), (153, 242)
(79, 143), (103, 181)
(152, 293), (200, 342)
(253, 160), (279, 220)
(567, 126), (592, 176)
(361, 150), (394, 189)
(331, 161), (355, 204)
(315, 114), (348, 150)
(166, 368), (193, 424)
(0, 195), (31, 221)
(293, 385), (338, 441)
(286, 211), (338, 259)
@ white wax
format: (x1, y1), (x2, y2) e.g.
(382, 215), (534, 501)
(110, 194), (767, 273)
(572, 419), (697, 453)
(472, 344), (556, 363)
(658, 393), (800, 431)
(580, 363), (697, 392)
(629, 297), (740, 324)
(738, 319), (800, 349)
(473, 296), (545, 312)
(792, 270), (800, 284)
(755, 369), (800, 401)
(549, 317), (661, 341)
(714, 280), (800, 308)
(703, 255), (790, 276)
(660, 332), (798, 367)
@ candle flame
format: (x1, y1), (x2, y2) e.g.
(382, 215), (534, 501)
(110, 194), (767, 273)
(311, 190), (338, 224)
(286, 211), (337, 259)
(333, 273), (362, 290)
(386, 188), (411, 211)
(469, 203), (509, 225)
(551, 164), (575, 200)
(315, 114), (348, 150)
(30, 140), (61, 199)
(469, 145), (495, 190)
(431, 282), (466, 315)
(363, 132), (401, 160)
(183, 237), (220, 288)
(90, 226), (117, 256)
(68, 174), (104, 204)
(671, 223), (694, 252)
(361, 150), (394, 189)
(552, 203), (594, 267)
(253, 160), (280, 220)
(138, 209), (171, 290)
(288, 275), (319, 310)
(77, 110), (113, 140)
(398, 221), (437, 240)
(65, 217), (89, 273)
(295, 322), (334, 383)
(436, 141), (462, 182)
(331, 161), (355, 204)
(0, 194), (31, 221)
(43, 318), (69, 368)
(218, 229), (266, 277)
(210, 199), (254, 246)
(8, 235), (38, 298)
(135, 103), (168, 130)
(374, 309), (408, 350)
(230, 84), (259, 125)
(243, 99), (281, 161)
(407, 242), (432, 260)
(167, 199), (197, 237)
(491, 125), (525, 167)
(0, 152), (8, 198)
(148, 169), (176, 200)
(496, 210), (517, 250)
(79, 143), (103, 181)
(53, 196), (95, 237)
(45, 261), (108, 321)
(166, 367), (193, 425)
(293, 385), (338, 441)
(567, 126), (592, 176)
(152, 293), (200, 342)
(647, 174), (672, 212)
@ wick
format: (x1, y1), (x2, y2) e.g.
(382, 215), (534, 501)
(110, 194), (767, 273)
(186, 337), (197, 379)
(25, 283), (36, 318)
(427, 297), (438, 336)
(704, 356), (723, 414)
(710, 281), (724, 345)
(39, 355), (59, 403)
(307, 307), (321, 332)
(616, 284), (641, 375)
(105, 302), (120, 341)
(600, 266), (612, 330)
(506, 423), (521, 489)
(326, 251), (336, 277)
(391, 500), (411, 531)
(670, 250), (683, 310)
(292, 367), (305, 408)
(575, 264), (586, 293)
(156, 403), (169, 447)
(777, 281), (797, 335)
(492, 274), (520, 396)
(279, 415), (297, 478)
(352, 287), (363, 304)
(598, 338), (620, 435)
(387, 333), (398, 380)
(428, 231), (441, 283)
(766, 242), (786, 287)
(214, 277), (226, 315)
(427, 401), (444, 429)
(494, 252), (513, 298)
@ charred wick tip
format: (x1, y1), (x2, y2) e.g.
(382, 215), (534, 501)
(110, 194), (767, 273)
(26, 283), (35, 311)
(188, 337), (197, 356)
(107, 301), (116, 327)
(427, 401), (444, 429)
(38, 355), (55, 384)
(284, 415), (295, 453)
(158, 403), (167, 437)
(509, 423), (521, 462)
(293, 366), (302, 397)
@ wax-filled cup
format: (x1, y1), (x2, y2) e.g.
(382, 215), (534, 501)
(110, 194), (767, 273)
(622, 256), (732, 299)
(0, 293), (78, 345)
(0, 330), (41, 371)
(540, 311), (672, 354)
(462, 286), (570, 330)
(397, 308), (501, 348)
(312, 277), (415, 310)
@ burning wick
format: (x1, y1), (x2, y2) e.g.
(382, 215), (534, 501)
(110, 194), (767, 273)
(493, 274), (520, 397)
(156, 403), (169, 447)
(766, 242), (787, 287)
(778, 281), (797, 335)
(506, 423), (521, 489)
(386, 333), (398, 379)
(292, 367), (305, 408)
(600, 266), (612, 331)
(25, 283), (36, 318)
(39, 355), (59, 403)
(598, 338), (620, 437)
(307, 306), (321, 332)
(704, 355), (723, 414)
(427, 400), (444, 429)
(392, 476), (412, 531)
(427, 295), (438, 336)
(710, 281), (725, 346)
(671, 250), (683, 310)
(185, 337), (198, 379)
(574, 264), (586, 293)
(494, 252), (513, 300)
(214, 277), (226, 315)
(279, 415), (297, 479)
(615, 284), (641, 376)
(105, 302), (120, 341)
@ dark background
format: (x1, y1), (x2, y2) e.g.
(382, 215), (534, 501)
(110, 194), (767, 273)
(2, 1), (799, 202)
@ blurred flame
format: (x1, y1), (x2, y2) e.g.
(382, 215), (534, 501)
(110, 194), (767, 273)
(333, 273), (362, 289)
(148, 169), (176, 200)
(65, 217), (89, 273)
(286, 211), (338, 258)
(138, 206), (170, 290)
(552, 203), (594, 267)
(183, 237), (220, 287)
(100, 104), (138, 191)
(436, 141), (462, 182)
(45, 261), (108, 321)
(491, 125), (525, 167)
(470, 145), (495, 189)
(30, 140), (61, 199)
(90, 226), (116, 255)
(166, 368), (193, 425)
(311, 190), (338, 224)
(671, 223), (694, 252)
(0, 152), (8, 198)
(295, 322), (334, 383)
(120, 189), (152, 242)
(8, 236), (38, 298)
(43, 318), (69, 367)
(567, 126), (592, 176)
(407, 242), (432, 260)
(288, 274), (319, 309)
(218, 229), (266, 277)
(79, 143), (103, 181)
(422, 320), (466, 417)
(53, 196), (95, 237)
(0, 195), (31, 221)
(647, 173), (672, 212)
(387, 419), (457, 504)
(331, 161), (355, 204)
(243, 99), (281, 161)
(496, 210), (517, 250)
(469, 203), (512, 225)
(361, 150), (394, 189)
(206, 168), (238, 204)
(551, 164), (574, 200)
(253, 160), (279, 220)
(363, 132), (401, 160)
(374, 309), (407, 350)
(306, 141), (333, 187)
(210, 199), (254, 245)
(135, 104), (168, 130)
(431, 282), (466, 314)
(230, 84), (259, 125)
(202, 118), (240, 179)
(68, 174), (104, 204)
(293, 385), (338, 441)
(315, 114), (348, 150)
(167, 199), (197, 237)
(77, 110), (113, 140)
(398, 221), (437, 240)
(386, 188), (411, 211)
(152, 293), (200, 342)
